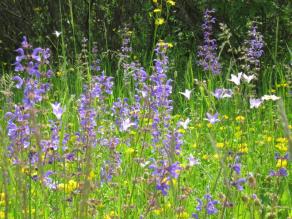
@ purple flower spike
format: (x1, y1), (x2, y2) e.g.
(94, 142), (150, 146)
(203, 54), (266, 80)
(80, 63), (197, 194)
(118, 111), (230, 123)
(205, 112), (220, 124)
(13, 76), (23, 89)
(32, 47), (43, 62)
(21, 36), (31, 48)
(232, 163), (241, 174)
(51, 102), (64, 120)
(197, 9), (221, 74)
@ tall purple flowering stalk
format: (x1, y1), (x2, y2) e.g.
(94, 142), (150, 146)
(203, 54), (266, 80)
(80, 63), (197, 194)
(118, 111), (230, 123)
(240, 24), (264, 77)
(197, 9), (221, 75)
(6, 36), (51, 166)
(146, 42), (183, 195)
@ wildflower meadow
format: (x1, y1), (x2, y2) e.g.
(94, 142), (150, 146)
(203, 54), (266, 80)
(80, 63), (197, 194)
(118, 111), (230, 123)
(0, 1), (291, 219)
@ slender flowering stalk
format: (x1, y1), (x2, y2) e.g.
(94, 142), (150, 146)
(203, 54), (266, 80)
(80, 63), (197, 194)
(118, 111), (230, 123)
(197, 9), (221, 74)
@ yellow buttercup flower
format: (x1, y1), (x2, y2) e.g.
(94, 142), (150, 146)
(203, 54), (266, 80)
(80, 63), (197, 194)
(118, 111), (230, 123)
(216, 142), (224, 148)
(177, 211), (189, 219)
(178, 128), (186, 134)
(167, 0), (176, 6)
(155, 18), (165, 26)
(238, 143), (248, 153)
(88, 170), (95, 180)
(125, 147), (135, 155)
(276, 137), (288, 143)
(56, 71), (63, 77)
(58, 180), (78, 193)
(264, 136), (273, 142)
(236, 115), (245, 122)
(153, 208), (162, 215)
(154, 8), (162, 13)
(213, 153), (220, 159)
(276, 159), (287, 168)
(275, 143), (288, 152)
(104, 211), (117, 219)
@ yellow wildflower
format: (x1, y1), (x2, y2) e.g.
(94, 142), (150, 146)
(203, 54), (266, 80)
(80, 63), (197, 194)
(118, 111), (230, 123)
(216, 142), (224, 149)
(58, 180), (78, 193)
(213, 153), (220, 159)
(178, 128), (186, 134)
(167, 0), (176, 6)
(155, 18), (165, 26)
(56, 71), (63, 77)
(276, 159), (288, 168)
(125, 147), (135, 155)
(202, 154), (209, 160)
(88, 170), (95, 180)
(104, 211), (117, 219)
(265, 136), (273, 142)
(236, 115), (245, 122)
(0, 193), (5, 200)
(239, 143), (248, 153)
(0, 212), (5, 218)
(207, 123), (213, 128)
(191, 143), (197, 148)
(153, 0), (158, 3)
(153, 8), (162, 13)
(153, 208), (162, 215)
(166, 202), (172, 208)
(276, 137), (288, 143)
(275, 143), (288, 152)
(223, 115), (229, 120)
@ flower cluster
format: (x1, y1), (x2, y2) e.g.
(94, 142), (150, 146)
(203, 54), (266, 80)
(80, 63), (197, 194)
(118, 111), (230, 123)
(197, 9), (221, 74)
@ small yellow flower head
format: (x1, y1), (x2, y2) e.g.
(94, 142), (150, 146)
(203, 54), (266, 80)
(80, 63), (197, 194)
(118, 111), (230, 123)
(219, 126), (225, 131)
(167, 0), (176, 6)
(125, 147), (135, 155)
(202, 154), (209, 160)
(223, 115), (229, 120)
(265, 136), (273, 142)
(236, 115), (245, 122)
(104, 211), (117, 219)
(0, 211), (5, 218)
(178, 128), (186, 134)
(276, 137), (288, 143)
(153, 0), (158, 3)
(275, 143), (288, 152)
(153, 208), (162, 215)
(155, 18), (165, 26)
(276, 159), (288, 168)
(0, 193), (5, 200)
(56, 71), (63, 77)
(239, 143), (248, 153)
(191, 143), (197, 148)
(58, 180), (78, 193)
(216, 142), (224, 148)
(213, 153), (220, 159)
(166, 202), (172, 208)
(153, 8), (162, 13)
(88, 170), (95, 180)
